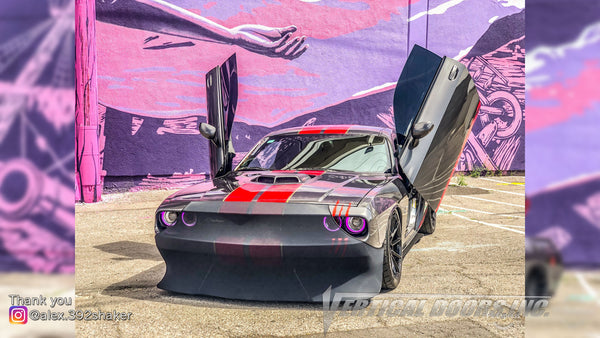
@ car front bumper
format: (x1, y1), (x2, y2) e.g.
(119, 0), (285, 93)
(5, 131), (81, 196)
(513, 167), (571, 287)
(155, 206), (383, 302)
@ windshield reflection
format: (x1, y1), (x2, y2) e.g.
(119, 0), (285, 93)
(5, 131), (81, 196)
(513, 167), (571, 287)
(237, 134), (392, 173)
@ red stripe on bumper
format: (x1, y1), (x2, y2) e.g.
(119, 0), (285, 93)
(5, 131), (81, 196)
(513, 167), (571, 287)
(257, 184), (302, 203)
(224, 183), (266, 202)
(214, 236), (245, 264)
(248, 238), (283, 266)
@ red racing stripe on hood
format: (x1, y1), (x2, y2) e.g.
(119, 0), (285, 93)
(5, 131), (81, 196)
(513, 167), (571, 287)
(224, 183), (267, 202)
(257, 184), (302, 203)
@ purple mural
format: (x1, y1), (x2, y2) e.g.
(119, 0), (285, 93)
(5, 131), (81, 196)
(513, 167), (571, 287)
(0, 0), (75, 272)
(526, 0), (600, 266)
(458, 11), (524, 171)
(95, 0), (525, 190)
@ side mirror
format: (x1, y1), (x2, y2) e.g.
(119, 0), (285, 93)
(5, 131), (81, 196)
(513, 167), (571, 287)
(410, 121), (434, 148)
(199, 123), (216, 140)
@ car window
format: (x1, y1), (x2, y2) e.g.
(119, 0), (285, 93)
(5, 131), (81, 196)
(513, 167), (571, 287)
(244, 140), (281, 169)
(237, 133), (392, 173)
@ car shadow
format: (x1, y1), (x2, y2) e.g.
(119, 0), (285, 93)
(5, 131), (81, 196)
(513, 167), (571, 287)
(94, 240), (162, 261)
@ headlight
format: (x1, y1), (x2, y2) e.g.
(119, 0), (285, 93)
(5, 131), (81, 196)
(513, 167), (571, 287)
(323, 215), (368, 236)
(181, 212), (197, 227)
(159, 211), (178, 227)
(345, 216), (366, 235)
(323, 216), (341, 232)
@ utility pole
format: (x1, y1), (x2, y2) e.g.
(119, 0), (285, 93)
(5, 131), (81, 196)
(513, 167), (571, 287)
(75, 0), (102, 202)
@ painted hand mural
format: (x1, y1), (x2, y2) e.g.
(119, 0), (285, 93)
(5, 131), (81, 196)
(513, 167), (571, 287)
(95, 0), (308, 59)
(229, 24), (308, 59)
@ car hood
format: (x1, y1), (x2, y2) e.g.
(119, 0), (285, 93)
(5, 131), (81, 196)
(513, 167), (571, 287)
(162, 170), (392, 207)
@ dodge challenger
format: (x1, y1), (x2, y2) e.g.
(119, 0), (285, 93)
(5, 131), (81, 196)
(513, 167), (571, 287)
(154, 45), (481, 301)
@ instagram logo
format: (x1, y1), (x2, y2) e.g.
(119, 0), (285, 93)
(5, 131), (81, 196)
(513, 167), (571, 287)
(9, 306), (27, 324)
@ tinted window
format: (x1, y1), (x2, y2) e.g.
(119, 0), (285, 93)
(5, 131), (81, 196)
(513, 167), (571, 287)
(238, 134), (391, 173)
(393, 45), (441, 144)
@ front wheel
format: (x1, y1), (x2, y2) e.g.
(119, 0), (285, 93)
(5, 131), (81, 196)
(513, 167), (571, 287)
(418, 206), (436, 235)
(382, 209), (402, 290)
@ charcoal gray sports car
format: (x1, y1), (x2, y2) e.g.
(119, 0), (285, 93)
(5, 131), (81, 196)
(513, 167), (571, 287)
(154, 45), (481, 301)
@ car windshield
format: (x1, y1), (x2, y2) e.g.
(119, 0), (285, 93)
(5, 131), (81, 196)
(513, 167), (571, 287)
(237, 133), (392, 173)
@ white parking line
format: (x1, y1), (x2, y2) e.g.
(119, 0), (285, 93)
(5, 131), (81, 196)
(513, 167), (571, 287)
(474, 186), (525, 196)
(456, 195), (524, 208)
(575, 273), (600, 306)
(480, 177), (523, 184)
(441, 203), (525, 219)
(444, 210), (525, 234)
(498, 224), (526, 229)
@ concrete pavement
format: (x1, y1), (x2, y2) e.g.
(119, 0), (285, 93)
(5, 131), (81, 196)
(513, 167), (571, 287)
(74, 175), (525, 337)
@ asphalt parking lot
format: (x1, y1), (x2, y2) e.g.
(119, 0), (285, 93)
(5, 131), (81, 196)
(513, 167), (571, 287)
(73, 175), (525, 337)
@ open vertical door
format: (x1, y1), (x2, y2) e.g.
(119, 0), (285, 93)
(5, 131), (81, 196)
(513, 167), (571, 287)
(394, 45), (480, 211)
(202, 54), (238, 179)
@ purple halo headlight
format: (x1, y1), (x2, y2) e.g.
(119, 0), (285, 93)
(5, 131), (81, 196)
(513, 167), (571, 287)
(345, 216), (366, 234)
(181, 212), (197, 227)
(160, 211), (178, 227)
(323, 216), (341, 232)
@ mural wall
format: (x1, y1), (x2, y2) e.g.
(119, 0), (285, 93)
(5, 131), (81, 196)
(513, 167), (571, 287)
(96, 0), (525, 189)
(0, 0), (75, 272)
(526, 0), (600, 267)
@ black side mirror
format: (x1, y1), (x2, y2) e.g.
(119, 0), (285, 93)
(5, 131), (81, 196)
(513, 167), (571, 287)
(410, 121), (434, 148)
(199, 123), (217, 141)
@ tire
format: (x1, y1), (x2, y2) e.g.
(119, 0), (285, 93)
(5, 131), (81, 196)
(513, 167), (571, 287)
(525, 269), (548, 301)
(382, 209), (402, 290)
(419, 206), (436, 235)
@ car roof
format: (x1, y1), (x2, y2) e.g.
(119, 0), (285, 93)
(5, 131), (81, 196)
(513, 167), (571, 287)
(265, 125), (395, 139)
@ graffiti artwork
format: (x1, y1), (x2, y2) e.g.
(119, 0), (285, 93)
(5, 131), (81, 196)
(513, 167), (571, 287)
(459, 44), (524, 170)
(95, 0), (525, 189)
